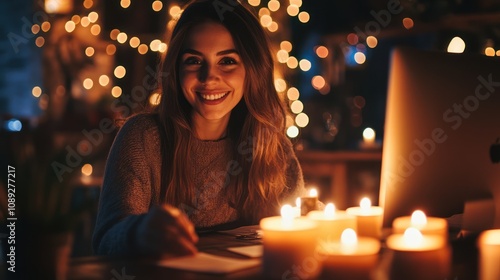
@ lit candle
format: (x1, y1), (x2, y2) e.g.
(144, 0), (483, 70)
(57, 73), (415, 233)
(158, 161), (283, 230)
(478, 229), (500, 280)
(359, 127), (381, 150)
(260, 205), (320, 279)
(320, 228), (380, 280)
(292, 197), (301, 218)
(386, 228), (451, 280)
(300, 188), (318, 215)
(307, 203), (357, 243)
(392, 210), (448, 244)
(346, 197), (383, 239)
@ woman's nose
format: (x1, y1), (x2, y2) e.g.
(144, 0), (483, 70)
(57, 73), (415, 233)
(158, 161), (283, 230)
(198, 63), (219, 84)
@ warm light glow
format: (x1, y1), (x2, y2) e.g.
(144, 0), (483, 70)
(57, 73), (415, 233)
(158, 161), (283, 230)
(99, 75), (110, 87)
(340, 228), (358, 254)
(111, 86), (122, 98)
(41, 21), (51, 32)
(90, 24), (101, 36)
(129, 37), (140, 48)
(347, 33), (358, 45)
(83, 0), (93, 9)
(85, 47), (95, 57)
(114, 66), (126, 79)
(268, 0), (280, 12)
(32, 86), (42, 98)
(280, 41), (292, 52)
(138, 44), (148, 54)
(324, 203), (336, 219)
(81, 16), (90, 27)
(274, 78), (287, 92)
(296, 197), (301, 208)
(410, 210), (427, 228)
(298, 11), (310, 23)
(290, 100), (304, 114)
(121, 0), (131, 9)
(83, 78), (93, 90)
(152, 0), (163, 12)
(287, 5), (299, 16)
(259, 7), (270, 17)
(360, 197), (371, 210)
(149, 92), (161, 106)
(286, 56), (298, 69)
(402, 17), (414, 29)
(248, 0), (260, 7)
(65, 21), (76, 33)
(110, 29), (120, 40)
(150, 39), (161, 51)
(366, 36), (378, 48)
(309, 188), (318, 197)
(260, 15), (272, 27)
(363, 127), (375, 143)
(281, 204), (295, 226)
(71, 15), (81, 24)
(31, 24), (40, 34)
(316, 46), (328, 58)
(354, 52), (366, 64)
(311, 75), (326, 90)
(295, 113), (309, 128)
(496, 50), (500, 56)
(267, 22), (278, 32)
(290, 0), (302, 7)
(447, 37), (466, 53)
(485, 47), (495, 57)
(169, 5), (181, 17)
(158, 43), (167, 53)
(277, 49), (289, 63)
(117, 32), (128, 44)
(35, 37), (45, 47)
(286, 126), (299, 138)
(45, 0), (73, 13)
(287, 87), (299, 101)
(81, 163), (93, 176)
(403, 228), (423, 247)
(299, 59), (311, 71)
(106, 44), (117, 55)
(88, 11), (98, 23)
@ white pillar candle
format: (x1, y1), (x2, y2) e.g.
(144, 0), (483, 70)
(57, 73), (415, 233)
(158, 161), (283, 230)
(320, 228), (380, 280)
(386, 228), (451, 280)
(392, 210), (448, 245)
(346, 197), (383, 239)
(307, 203), (357, 243)
(478, 229), (500, 280)
(260, 205), (320, 279)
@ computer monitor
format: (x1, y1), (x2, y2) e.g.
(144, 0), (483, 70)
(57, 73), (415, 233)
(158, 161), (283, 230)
(379, 46), (500, 228)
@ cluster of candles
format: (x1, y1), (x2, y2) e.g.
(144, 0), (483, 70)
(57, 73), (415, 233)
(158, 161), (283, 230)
(259, 188), (500, 280)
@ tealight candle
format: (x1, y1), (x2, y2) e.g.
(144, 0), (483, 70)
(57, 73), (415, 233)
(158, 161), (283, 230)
(300, 188), (318, 215)
(320, 228), (380, 280)
(478, 229), (500, 280)
(386, 228), (451, 280)
(260, 205), (320, 279)
(392, 210), (448, 245)
(307, 203), (357, 243)
(346, 198), (383, 239)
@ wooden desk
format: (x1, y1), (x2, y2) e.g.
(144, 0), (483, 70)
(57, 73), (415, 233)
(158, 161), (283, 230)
(67, 230), (479, 280)
(296, 151), (382, 209)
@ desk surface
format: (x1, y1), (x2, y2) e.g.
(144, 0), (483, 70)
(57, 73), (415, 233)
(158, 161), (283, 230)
(68, 230), (480, 280)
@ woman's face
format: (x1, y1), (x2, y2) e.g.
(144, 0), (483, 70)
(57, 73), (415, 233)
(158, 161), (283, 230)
(179, 22), (245, 124)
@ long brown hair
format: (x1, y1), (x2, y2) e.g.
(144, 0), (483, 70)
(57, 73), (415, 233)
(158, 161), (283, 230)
(155, 0), (289, 223)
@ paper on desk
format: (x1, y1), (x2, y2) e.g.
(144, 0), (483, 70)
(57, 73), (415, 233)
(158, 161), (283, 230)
(227, 245), (263, 258)
(158, 252), (261, 274)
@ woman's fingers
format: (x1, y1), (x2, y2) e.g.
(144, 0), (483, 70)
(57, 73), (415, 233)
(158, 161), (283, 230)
(161, 204), (199, 243)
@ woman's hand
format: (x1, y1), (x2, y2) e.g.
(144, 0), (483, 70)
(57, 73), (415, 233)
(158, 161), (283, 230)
(135, 204), (198, 257)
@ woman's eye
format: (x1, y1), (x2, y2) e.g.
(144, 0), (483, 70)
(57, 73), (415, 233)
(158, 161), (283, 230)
(184, 57), (202, 65)
(220, 57), (237, 65)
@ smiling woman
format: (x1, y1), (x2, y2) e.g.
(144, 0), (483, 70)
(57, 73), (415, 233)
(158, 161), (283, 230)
(92, 0), (307, 258)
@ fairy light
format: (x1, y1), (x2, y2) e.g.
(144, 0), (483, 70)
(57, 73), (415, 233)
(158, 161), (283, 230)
(35, 37), (45, 47)
(347, 33), (358, 45)
(295, 113), (309, 127)
(277, 49), (289, 63)
(152, 0), (163, 12)
(41, 21), (51, 32)
(71, 15), (81, 24)
(80, 16), (90, 27)
(354, 52), (366, 64)
(99, 75), (110, 87)
(111, 86), (122, 98)
(88, 11), (98, 23)
(90, 24), (101, 36)
(268, 0), (280, 12)
(311, 76), (326, 90)
(106, 44), (117, 55)
(32, 86), (42, 98)
(121, 0), (131, 9)
(286, 126), (299, 138)
(280, 41), (292, 52)
(290, 0), (302, 7)
(129, 37), (140, 48)
(290, 100), (304, 114)
(32, 24), (40, 34)
(316, 46), (328, 58)
(83, 0), (93, 9)
(117, 32), (128, 44)
(274, 78), (287, 92)
(158, 43), (168, 53)
(402, 17), (414, 29)
(267, 22), (278, 32)
(366, 36), (378, 48)
(287, 5), (299, 16)
(298, 11), (310, 23)
(83, 78), (94, 90)
(299, 59), (311, 71)
(260, 15), (272, 27)
(85, 47), (95, 57)
(287, 87), (300, 101)
(259, 7), (270, 17)
(169, 5), (181, 17)
(109, 29), (120, 40)
(485, 47), (495, 56)
(65, 21), (76, 33)
(138, 44), (148, 54)
(150, 39), (161, 52)
(286, 56), (298, 69)
(114, 66), (126, 78)
(149, 92), (161, 106)
(248, 0), (260, 6)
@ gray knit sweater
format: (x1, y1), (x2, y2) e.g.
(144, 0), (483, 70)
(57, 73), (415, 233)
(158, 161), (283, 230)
(92, 113), (305, 255)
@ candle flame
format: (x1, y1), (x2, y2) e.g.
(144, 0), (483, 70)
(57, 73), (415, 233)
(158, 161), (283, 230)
(403, 227), (423, 247)
(410, 210), (427, 228)
(340, 228), (358, 254)
(281, 204), (294, 222)
(324, 203), (335, 219)
(363, 127), (375, 142)
(360, 197), (371, 210)
(309, 188), (318, 197)
(296, 197), (301, 208)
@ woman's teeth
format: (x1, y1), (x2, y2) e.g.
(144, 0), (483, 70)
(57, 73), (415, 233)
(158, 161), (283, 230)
(200, 92), (228, 100)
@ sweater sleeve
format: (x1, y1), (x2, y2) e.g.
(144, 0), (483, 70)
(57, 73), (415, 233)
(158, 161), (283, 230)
(282, 138), (307, 203)
(92, 114), (160, 256)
